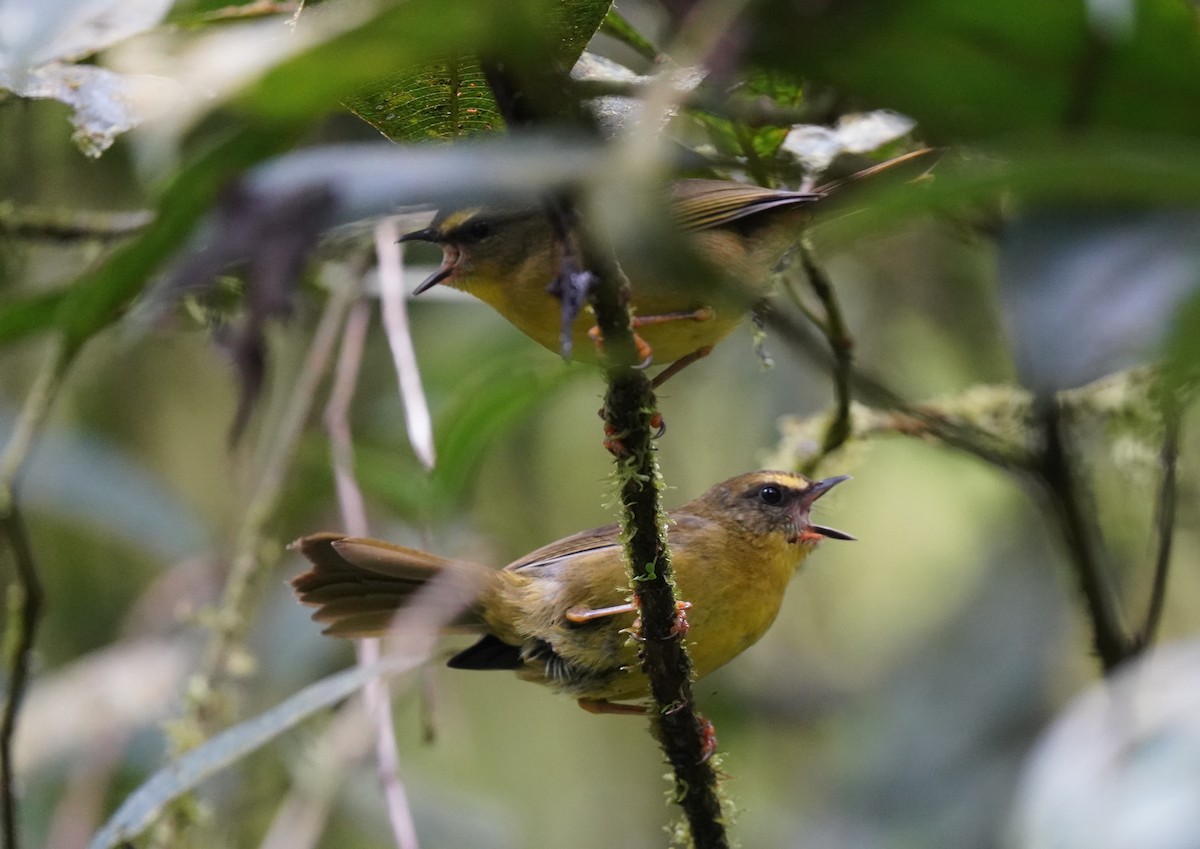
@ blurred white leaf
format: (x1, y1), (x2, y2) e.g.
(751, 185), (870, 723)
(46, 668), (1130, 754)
(15, 639), (192, 772)
(0, 0), (172, 68)
(0, 0), (174, 155)
(0, 61), (174, 156)
(571, 51), (704, 136)
(1010, 640), (1200, 849)
(998, 209), (1200, 396)
(782, 110), (916, 173)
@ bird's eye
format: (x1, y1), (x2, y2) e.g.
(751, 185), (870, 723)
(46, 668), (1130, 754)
(758, 485), (784, 506)
(465, 220), (492, 240)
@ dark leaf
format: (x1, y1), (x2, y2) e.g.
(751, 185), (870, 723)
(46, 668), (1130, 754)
(748, 0), (1200, 141)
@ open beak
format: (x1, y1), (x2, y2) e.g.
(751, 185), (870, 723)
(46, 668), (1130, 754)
(799, 475), (855, 541)
(411, 264), (453, 294)
(399, 227), (456, 295)
(398, 227), (440, 244)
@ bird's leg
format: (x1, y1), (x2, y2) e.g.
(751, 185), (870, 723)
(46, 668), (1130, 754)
(567, 600), (691, 637)
(586, 308), (715, 369)
(631, 307), (715, 330)
(698, 715), (719, 762)
(587, 324), (654, 367)
(650, 345), (713, 389)
(627, 600), (693, 641)
(565, 602), (637, 623)
(599, 406), (665, 455)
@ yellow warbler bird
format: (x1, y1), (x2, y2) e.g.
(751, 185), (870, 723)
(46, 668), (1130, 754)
(291, 470), (851, 713)
(400, 180), (821, 371)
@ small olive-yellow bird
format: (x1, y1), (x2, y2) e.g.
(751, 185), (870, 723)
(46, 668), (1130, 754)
(400, 180), (820, 368)
(291, 470), (851, 712)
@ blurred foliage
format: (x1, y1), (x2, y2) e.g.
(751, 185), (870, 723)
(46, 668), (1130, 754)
(2, 1), (1200, 849)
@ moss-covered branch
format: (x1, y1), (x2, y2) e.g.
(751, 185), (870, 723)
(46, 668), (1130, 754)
(581, 238), (730, 849)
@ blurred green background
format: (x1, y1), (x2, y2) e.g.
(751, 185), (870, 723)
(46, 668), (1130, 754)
(3, 1), (1200, 848)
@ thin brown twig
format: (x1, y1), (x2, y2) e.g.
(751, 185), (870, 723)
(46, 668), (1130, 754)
(0, 205), (153, 241)
(1033, 401), (1135, 673)
(763, 307), (1035, 471)
(326, 295), (373, 540)
(794, 241), (854, 473)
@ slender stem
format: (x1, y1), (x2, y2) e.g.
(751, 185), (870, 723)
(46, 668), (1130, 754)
(1137, 388), (1182, 649)
(764, 307), (1035, 471)
(0, 205), (152, 241)
(203, 284), (354, 703)
(1034, 401), (1135, 673)
(0, 341), (72, 849)
(795, 241), (854, 472)
(376, 219), (435, 470)
(325, 295), (373, 540)
(324, 293), (423, 849)
(0, 506), (40, 849)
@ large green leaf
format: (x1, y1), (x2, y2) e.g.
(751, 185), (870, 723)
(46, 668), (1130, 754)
(342, 0), (612, 142)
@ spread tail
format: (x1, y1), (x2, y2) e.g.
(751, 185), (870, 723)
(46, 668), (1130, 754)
(290, 533), (489, 637)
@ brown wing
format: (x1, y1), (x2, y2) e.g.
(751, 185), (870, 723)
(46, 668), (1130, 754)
(502, 522), (622, 572)
(290, 533), (487, 637)
(671, 180), (823, 232)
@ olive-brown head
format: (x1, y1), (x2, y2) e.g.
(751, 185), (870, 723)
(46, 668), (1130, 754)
(683, 470), (854, 547)
(400, 206), (553, 297)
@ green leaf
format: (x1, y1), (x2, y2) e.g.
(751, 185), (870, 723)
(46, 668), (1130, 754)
(0, 290), (67, 346)
(343, 0), (612, 142)
(598, 7), (661, 63)
(354, 351), (583, 517)
(690, 70), (806, 183)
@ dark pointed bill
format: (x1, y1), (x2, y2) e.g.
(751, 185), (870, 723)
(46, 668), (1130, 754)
(399, 227), (455, 295)
(398, 227), (440, 244)
(411, 265), (452, 295)
(809, 524), (856, 541)
(803, 474), (854, 541)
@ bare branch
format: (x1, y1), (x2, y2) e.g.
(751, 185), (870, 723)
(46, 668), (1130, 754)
(793, 241), (854, 474)
(0, 342), (72, 849)
(1032, 401), (1136, 673)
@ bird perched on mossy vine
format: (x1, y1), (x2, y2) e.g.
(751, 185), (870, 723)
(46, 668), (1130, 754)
(400, 179), (822, 376)
(291, 470), (852, 714)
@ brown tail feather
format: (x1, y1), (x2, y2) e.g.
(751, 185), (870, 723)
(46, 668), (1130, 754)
(290, 533), (489, 637)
